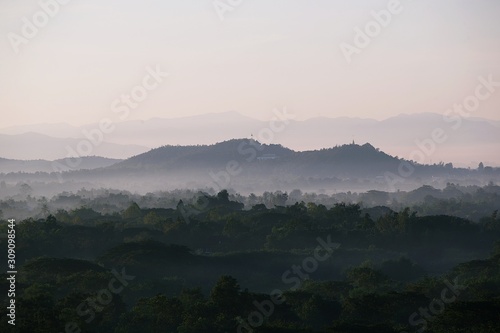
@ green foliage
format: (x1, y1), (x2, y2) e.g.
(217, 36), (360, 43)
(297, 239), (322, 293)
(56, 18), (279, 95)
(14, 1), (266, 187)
(346, 263), (392, 296)
(210, 275), (241, 312)
(117, 295), (184, 333)
(143, 211), (162, 227)
(1, 190), (499, 332)
(123, 202), (142, 219)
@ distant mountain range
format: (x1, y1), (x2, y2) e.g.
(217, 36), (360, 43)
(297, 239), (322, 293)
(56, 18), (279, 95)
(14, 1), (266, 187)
(0, 132), (148, 161)
(0, 156), (122, 174)
(0, 112), (499, 166)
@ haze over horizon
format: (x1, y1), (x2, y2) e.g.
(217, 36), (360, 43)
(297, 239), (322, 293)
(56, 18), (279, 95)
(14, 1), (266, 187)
(1, 110), (500, 129)
(2, 0), (500, 128)
(0, 110), (499, 167)
(1, 1), (499, 178)
(2, 3), (500, 332)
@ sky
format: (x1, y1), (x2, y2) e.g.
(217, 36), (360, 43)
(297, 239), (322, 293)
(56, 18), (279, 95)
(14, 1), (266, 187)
(1, 0), (500, 128)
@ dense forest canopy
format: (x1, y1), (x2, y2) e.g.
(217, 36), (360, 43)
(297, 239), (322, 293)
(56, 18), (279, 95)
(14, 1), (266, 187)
(1, 187), (499, 332)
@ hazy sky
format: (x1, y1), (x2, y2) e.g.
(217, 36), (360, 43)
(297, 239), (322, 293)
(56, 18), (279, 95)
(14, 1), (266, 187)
(1, 0), (500, 127)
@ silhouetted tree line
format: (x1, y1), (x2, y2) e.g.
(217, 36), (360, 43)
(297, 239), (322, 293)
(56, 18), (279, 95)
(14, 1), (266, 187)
(0, 189), (499, 332)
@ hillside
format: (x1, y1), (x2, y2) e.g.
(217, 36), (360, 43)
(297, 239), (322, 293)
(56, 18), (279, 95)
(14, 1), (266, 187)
(2, 140), (498, 194)
(107, 140), (400, 178)
(1, 113), (499, 166)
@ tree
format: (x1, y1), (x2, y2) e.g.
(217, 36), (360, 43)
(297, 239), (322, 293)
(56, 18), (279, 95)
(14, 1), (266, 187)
(20, 183), (33, 196)
(493, 241), (500, 257)
(273, 191), (288, 206)
(346, 263), (391, 295)
(38, 197), (50, 217)
(217, 189), (229, 202)
(289, 189), (303, 203)
(123, 202), (141, 219)
(143, 211), (162, 227)
(222, 217), (248, 238)
(116, 295), (183, 333)
(210, 275), (241, 312)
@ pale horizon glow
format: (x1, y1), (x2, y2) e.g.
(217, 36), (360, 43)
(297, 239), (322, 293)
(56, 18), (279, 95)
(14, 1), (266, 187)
(1, 0), (500, 128)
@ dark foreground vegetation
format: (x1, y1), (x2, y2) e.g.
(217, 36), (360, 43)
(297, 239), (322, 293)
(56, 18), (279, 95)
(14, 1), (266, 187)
(1, 189), (499, 333)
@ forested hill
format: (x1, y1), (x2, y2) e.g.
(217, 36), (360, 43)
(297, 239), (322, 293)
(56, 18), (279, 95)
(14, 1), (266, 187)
(106, 139), (489, 179)
(110, 139), (296, 170)
(2, 140), (499, 193)
(110, 139), (421, 177)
